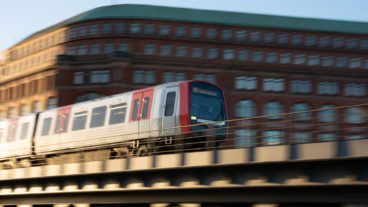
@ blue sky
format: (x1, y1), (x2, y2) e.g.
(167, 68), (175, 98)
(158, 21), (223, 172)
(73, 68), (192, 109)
(0, 0), (367, 52)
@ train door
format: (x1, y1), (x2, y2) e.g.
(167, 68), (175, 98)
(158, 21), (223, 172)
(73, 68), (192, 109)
(54, 107), (71, 149)
(162, 86), (179, 136)
(130, 89), (153, 138)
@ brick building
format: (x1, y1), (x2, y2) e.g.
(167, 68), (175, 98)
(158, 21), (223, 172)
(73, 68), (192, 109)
(0, 4), (367, 145)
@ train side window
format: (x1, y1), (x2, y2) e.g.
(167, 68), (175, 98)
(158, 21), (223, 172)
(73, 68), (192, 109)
(109, 103), (127, 125)
(72, 111), (87, 131)
(164, 92), (176, 116)
(0, 129), (2, 142)
(41, 117), (52, 136)
(20, 122), (29, 140)
(90, 106), (107, 128)
(141, 97), (150, 119)
(132, 99), (140, 121)
(7, 124), (17, 142)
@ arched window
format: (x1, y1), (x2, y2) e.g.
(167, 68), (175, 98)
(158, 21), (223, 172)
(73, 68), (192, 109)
(75, 93), (103, 103)
(235, 100), (256, 118)
(264, 101), (284, 119)
(291, 103), (311, 121)
(318, 105), (336, 123)
(345, 107), (365, 124)
(234, 129), (256, 148)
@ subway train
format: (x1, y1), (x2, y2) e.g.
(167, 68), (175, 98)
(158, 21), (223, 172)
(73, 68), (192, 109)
(0, 80), (227, 168)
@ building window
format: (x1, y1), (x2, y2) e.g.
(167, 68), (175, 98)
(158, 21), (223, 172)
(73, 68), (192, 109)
(90, 44), (100, 54)
(207, 48), (218, 59)
(250, 31), (261, 43)
(346, 39), (358, 49)
(332, 37), (344, 48)
(160, 45), (172, 56)
(176, 26), (186, 37)
(294, 54), (305, 65)
(221, 29), (233, 40)
(144, 44), (156, 55)
(280, 53), (291, 64)
(238, 50), (249, 61)
(235, 30), (247, 41)
(116, 23), (125, 34)
(90, 71), (110, 83)
(318, 133), (337, 142)
(104, 43), (114, 53)
(67, 47), (76, 55)
(75, 93), (102, 103)
(193, 74), (216, 84)
(266, 52), (277, 63)
(291, 103), (311, 121)
(235, 129), (255, 148)
(360, 39), (368, 50)
(305, 36), (317, 46)
(223, 49), (235, 60)
(292, 132), (312, 143)
(118, 43), (129, 52)
(163, 72), (186, 83)
(19, 104), (29, 116)
(263, 78), (284, 92)
(291, 34), (302, 45)
(102, 23), (112, 34)
(235, 76), (257, 90)
(264, 33), (275, 44)
(159, 25), (171, 36)
(322, 56), (334, 67)
(47, 97), (58, 109)
(291, 80), (311, 94)
(32, 101), (42, 113)
(318, 81), (339, 95)
(78, 45), (87, 55)
(133, 70), (156, 84)
(319, 36), (330, 47)
(344, 83), (366, 97)
(68, 28), (77, 39)
(206, 28), (217, 39)
(79, 26), (87, 36)
(252, 51), (263, 62)
(277, 33), (289, 45)
(336, 57), (348, 68)
(190, 27), (201, 38)
(73, 72), (84, 84)
(192, 48), (203, 58)
(129, 23), (141, 34)
(318, 105), (336, 123)
(307, 55), (320, 66)
(263, 130), (284, 145)
(345, 107), (367, 124)
(89, 24), (98, 35)
(349, 58), (362, 68)
(176, 46), (187, 57)
(235, 100), (256, 118)
(264, 101), (284, 120)
(144, 24), (155, 35)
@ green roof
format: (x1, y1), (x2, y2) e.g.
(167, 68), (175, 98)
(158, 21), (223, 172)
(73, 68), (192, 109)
(18, 4), (368, 46)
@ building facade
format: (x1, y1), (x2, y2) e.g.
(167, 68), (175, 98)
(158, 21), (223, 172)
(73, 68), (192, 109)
(0, 4), (367, 146)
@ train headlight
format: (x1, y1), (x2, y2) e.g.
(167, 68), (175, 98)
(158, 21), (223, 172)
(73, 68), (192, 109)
(191, 116), (197, 120)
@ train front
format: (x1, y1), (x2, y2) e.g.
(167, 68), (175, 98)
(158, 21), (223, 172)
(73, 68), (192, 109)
(180, 81), (228, 146)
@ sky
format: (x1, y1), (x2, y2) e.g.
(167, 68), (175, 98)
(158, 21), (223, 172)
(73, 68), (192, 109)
(0, 0), (367, 52)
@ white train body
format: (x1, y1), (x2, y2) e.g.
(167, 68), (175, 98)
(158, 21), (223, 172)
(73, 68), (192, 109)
(0, 80), (227, 159)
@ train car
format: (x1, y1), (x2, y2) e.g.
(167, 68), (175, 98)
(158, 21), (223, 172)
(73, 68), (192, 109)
(0, 114), (37, 167)
(30, 80), (227, 164)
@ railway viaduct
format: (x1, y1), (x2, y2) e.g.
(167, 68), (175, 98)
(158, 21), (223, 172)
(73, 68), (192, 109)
(0, 139), (367, 207)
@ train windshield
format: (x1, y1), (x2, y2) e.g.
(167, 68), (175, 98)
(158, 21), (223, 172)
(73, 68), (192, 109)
(190, 82), (226, 123)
